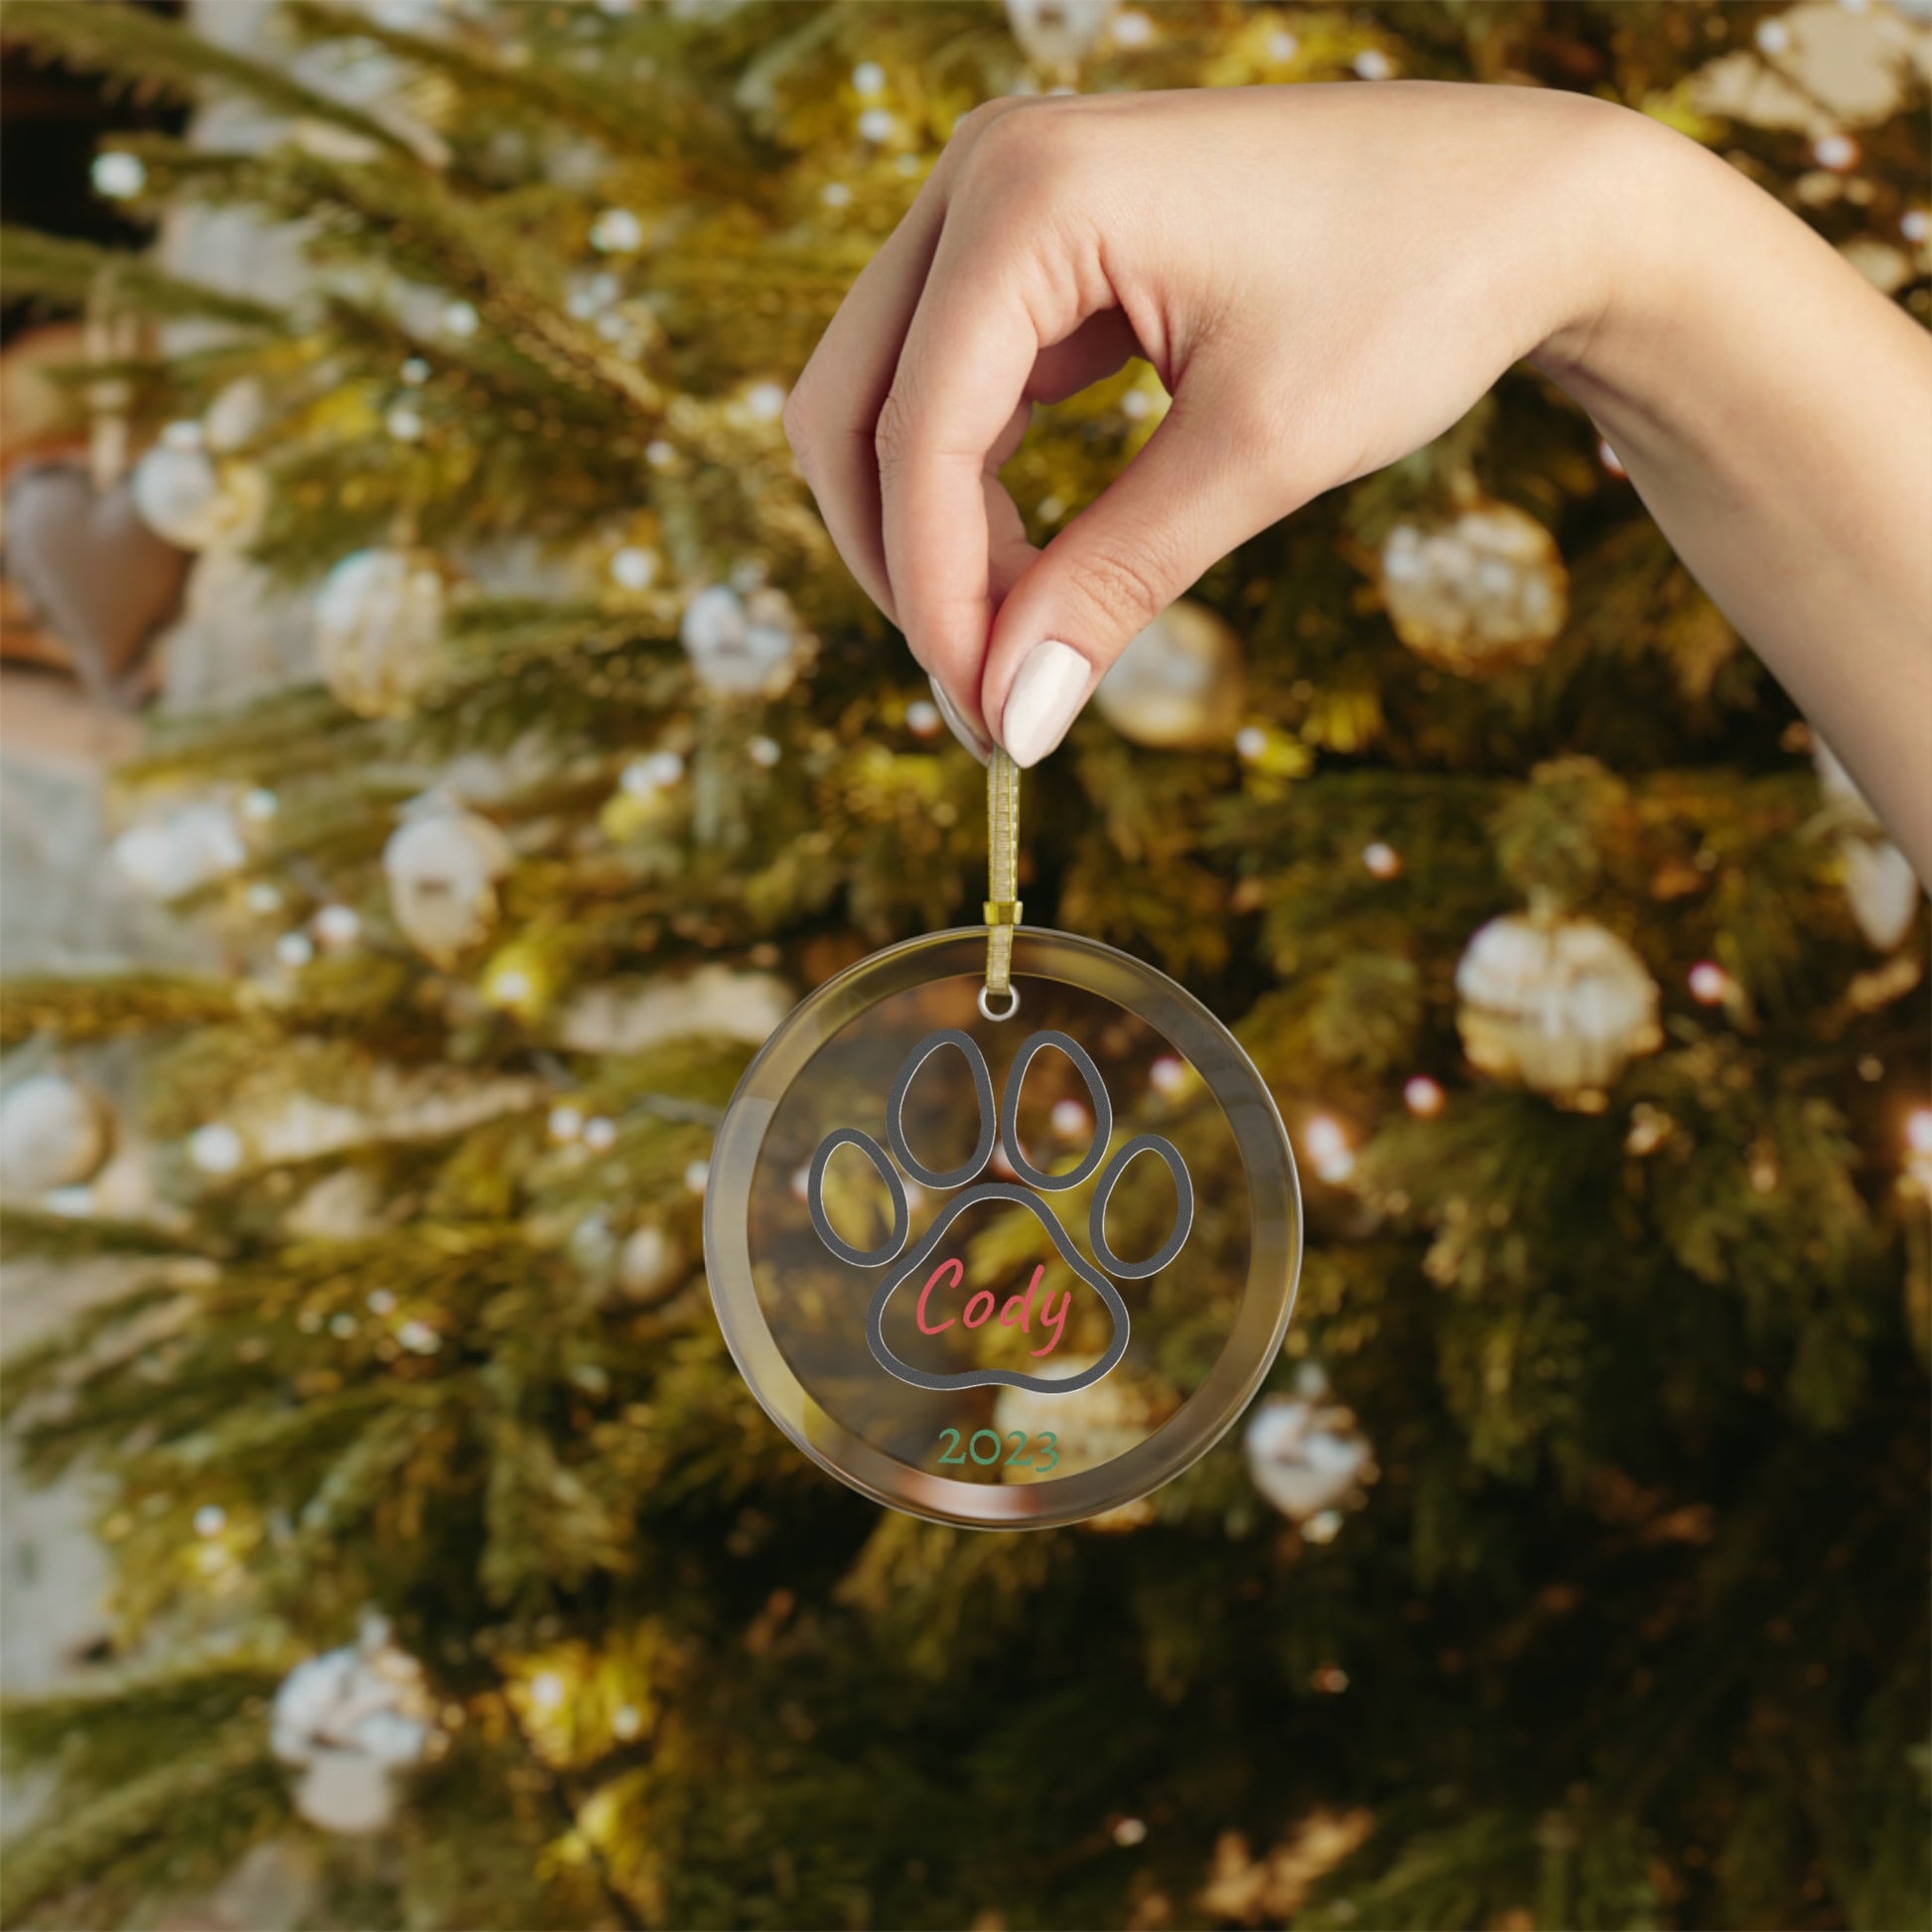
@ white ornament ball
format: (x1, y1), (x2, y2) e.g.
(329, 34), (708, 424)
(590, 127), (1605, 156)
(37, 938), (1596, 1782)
(1454, 912), (1662, 1101)
(289, 1748), (399, 1836)
(993, 1358), (1170, 1476)
(382, 799), (512, 965)
(1005, 0), (1117, 69)
(1380, 500), (1569, 674)
(1094, 598), (1246, 751)
(1814, 740), (1921, 950)
(314, 549), (449, 719)
(0, 1074), (114, 1195)
(131, 445), (266, 551)
(272, 1616), (436, 1837)
(112, 800), (246, 901)
(679, 583), (801, 696)
(1243, 1370), (1375, 1525)
(618, 1223), (687, 1305)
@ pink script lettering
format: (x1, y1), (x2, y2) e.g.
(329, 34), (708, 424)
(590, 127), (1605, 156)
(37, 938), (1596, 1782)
(915, 1256), (1069, 1358)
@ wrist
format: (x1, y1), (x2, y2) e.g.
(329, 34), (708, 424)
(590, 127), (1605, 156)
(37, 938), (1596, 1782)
(1528, 100), (1703, 392)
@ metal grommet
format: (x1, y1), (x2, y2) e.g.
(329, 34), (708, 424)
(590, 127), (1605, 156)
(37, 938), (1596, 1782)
(977, 983), (1020, 1023)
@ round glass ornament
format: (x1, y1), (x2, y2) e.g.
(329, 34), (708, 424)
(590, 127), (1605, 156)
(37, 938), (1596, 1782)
(705, 925), (1301, 1528)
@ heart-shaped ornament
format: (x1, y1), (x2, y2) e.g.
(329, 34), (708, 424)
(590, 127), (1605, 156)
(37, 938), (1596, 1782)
(4, 461), (190, 706)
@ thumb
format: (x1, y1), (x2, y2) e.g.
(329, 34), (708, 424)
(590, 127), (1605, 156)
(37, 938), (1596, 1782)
(980, 383), (1285, 767)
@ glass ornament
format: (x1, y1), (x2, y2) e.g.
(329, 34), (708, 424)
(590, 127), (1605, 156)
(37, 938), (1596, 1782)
(706, 759), (1300, 1528)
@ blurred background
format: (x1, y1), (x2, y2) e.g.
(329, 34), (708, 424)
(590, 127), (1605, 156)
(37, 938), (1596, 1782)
(0, 3), (1927, 1927)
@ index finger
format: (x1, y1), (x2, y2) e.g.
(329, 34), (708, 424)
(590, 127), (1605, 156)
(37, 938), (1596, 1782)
(782, 101), (1030, 629)
(875, 208), (1063, 726)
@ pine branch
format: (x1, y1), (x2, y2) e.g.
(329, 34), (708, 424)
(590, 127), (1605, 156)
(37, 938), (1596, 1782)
(0, 973), (239, 1048)
(0, 227), (285, 331)
(2, 0), (413, 156)
(284, 0), (762, 191)
(0, 1695), (285, 1925)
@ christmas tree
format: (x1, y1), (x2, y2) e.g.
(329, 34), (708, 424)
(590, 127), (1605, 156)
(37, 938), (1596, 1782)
(2, 3), (1928, 1927)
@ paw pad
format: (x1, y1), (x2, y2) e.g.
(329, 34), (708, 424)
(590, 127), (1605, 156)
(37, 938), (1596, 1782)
(805, 1027), (1193, 1395)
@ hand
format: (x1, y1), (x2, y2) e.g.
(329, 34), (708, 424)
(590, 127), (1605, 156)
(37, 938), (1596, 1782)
(784, 82), (1932, 878)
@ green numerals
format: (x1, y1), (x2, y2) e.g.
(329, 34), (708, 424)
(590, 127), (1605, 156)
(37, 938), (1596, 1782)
(935, 1428), (1059, 1473)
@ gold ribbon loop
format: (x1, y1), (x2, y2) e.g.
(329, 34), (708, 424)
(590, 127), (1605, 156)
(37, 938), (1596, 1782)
(983, 748), (1022, 1018)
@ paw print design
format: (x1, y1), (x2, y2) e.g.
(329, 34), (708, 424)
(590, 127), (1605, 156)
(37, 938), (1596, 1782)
(805, 1028), (1194, 1396)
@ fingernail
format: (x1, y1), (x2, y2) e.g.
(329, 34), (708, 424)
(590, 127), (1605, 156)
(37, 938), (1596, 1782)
(1000, 639), (1090, 768)
(928, 675), (991, 763)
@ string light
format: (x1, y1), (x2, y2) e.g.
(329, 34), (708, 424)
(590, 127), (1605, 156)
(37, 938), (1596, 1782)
(610, 545), (657, 591)
(906, 700), (941, 739)
(1688, 961), (1729, 1005)
(548, 1105), (585, 1144)
(398, 1319), (441, 1355)
(314, 904), (360, 949)
(1812, 132), (1858, 173)
(621, 751), (685, 795)
(1149, 1054), (1188, 1099)
(1403, 1075), (1445, 1118)
(1304, 1115), (1355, 1184)
(484, 966), (535, 1010)
(1362, 841), (1402, 880)
(583, 1117), (618, 1153)
(91, 152), (147, 200)
(590, 207), (644, 253)
(1906, 1108), (1932, 1193)
(743, 381), (787, 423)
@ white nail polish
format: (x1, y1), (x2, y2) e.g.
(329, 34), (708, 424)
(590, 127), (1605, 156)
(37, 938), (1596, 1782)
(1000, 639), (1090, 768)
(928, 675), (991, 763)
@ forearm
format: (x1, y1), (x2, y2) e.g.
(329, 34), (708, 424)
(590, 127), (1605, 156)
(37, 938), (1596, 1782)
(1537, 114), (1932, 879)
